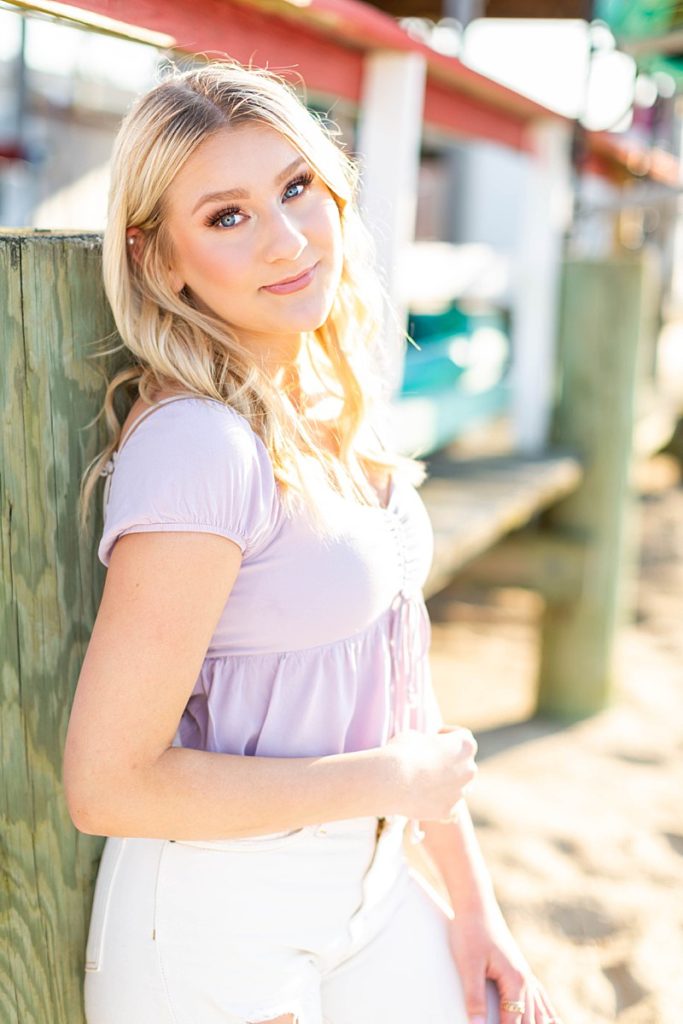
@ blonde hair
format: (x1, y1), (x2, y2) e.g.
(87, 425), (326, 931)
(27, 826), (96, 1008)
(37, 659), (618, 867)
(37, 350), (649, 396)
(80, 56), (426, 538)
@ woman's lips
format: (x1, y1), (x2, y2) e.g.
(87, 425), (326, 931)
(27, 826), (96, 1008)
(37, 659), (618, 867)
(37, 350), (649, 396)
(262, 261), (319, 295)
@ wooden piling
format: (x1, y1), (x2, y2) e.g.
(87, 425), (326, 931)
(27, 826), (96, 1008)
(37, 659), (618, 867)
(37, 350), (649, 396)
(535, 253), (659, 719)
(1, 231), (114, 1024)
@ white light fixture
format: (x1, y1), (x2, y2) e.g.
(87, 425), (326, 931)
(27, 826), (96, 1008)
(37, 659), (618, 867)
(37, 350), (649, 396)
(653, 71), (677, 99)
(634, 73), (659, 108)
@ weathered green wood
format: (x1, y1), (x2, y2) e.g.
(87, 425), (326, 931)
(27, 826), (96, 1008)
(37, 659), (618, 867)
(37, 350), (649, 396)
(535, 254), (658, 720)
(1, 231), (115, 1024)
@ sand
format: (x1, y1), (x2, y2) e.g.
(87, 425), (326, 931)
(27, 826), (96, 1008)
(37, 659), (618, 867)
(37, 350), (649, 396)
(405, 453), (683, 1024)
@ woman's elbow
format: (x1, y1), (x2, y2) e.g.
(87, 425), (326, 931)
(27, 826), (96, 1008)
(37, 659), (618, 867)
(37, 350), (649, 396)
(62, 771), (106, 834)
(62, 752), (119, 836)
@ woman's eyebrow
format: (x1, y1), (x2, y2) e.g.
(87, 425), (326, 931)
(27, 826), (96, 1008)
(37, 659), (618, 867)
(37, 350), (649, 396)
(192, 158), (309, 214)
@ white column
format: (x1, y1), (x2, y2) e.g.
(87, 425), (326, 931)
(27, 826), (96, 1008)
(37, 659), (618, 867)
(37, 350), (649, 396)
(510, 118), (574, 454)
(356, 50), (427, 402)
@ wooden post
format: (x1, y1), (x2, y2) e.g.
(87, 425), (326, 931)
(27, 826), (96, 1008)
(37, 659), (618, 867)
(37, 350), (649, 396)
(356, 50), (427, 405)
(535, 253), (659, 720)
(1, 231), (114, 1024)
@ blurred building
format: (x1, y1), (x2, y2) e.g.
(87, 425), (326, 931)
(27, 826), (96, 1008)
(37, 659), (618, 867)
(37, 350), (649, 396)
(2, 0), (682, 449)
(0, 9), (170, 226)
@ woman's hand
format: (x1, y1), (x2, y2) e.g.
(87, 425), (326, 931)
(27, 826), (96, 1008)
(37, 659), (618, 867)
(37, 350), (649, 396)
(382, 725), (478, 821)
(447, 898), (564, 1024)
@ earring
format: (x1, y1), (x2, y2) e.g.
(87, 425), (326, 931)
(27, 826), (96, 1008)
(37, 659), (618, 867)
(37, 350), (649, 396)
(127, 237), (135, 246)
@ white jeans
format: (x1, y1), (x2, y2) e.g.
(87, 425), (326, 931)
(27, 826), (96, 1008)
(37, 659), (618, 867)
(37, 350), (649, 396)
(84, 814), (501, 1023)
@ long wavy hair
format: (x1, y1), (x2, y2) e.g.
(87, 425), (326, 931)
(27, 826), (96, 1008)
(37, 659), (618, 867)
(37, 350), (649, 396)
(79, 56), (426, 538)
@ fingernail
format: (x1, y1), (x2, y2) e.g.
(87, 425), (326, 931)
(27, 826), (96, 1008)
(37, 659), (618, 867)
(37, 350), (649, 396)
(471, 1017), (486, 1024)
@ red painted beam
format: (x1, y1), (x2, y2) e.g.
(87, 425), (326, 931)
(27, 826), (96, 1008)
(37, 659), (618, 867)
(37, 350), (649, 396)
(588, 131), (682, 188)
(11, 0), (682, 180)
(29, 0), (365, 102)
(582, 153), (622, 184)
(25, 0), (558, 146)
(424, 78), (532, 150)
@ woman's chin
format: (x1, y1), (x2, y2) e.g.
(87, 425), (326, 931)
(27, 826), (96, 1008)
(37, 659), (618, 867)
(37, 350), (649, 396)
(266, 304), (335, 334)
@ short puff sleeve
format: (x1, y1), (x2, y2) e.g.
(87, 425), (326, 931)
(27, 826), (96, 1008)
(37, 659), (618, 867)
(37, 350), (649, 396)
(98, 399), (279, 567)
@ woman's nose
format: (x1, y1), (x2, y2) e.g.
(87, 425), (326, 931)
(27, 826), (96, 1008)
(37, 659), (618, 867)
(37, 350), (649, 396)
(263, 208), (308, 263)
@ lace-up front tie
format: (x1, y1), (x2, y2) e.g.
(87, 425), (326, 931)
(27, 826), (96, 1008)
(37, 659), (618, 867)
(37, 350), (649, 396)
(388, 589), (429, 845)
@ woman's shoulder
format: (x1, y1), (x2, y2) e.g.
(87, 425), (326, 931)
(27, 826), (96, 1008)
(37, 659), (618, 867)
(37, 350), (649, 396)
(118, 392), (252, 451)
(109, 391), (276, 503)
(99, 393), (280, 567)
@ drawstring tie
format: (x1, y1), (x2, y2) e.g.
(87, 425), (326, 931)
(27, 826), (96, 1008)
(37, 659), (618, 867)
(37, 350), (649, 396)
(388, 590), (426, 845)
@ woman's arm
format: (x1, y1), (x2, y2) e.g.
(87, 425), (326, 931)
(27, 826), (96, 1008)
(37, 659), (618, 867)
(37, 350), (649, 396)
(64, 529), (398, 838)
(419, 803), (564, 1024)
(418, 802), (497, 911)
(64, 528), (477, 839)
(71, 743), (396, 840)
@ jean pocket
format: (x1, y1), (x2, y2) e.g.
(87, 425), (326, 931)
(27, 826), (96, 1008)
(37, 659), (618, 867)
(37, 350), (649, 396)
(170, 826), (312, 852)
(84, 837), (126, 972)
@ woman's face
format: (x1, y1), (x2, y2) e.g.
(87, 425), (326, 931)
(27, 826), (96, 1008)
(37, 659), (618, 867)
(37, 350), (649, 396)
(161, 122), (344, 368)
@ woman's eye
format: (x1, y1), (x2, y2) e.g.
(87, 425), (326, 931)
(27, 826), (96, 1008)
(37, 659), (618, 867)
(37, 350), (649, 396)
(206, 171), (315, 230)
(207, 207), (242, 229)
(283, 173), (313, 199)
(287, 171), (315, 198)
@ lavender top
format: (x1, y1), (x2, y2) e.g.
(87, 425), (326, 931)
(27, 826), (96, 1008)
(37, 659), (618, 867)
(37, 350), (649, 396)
(98, 396), (443, 841)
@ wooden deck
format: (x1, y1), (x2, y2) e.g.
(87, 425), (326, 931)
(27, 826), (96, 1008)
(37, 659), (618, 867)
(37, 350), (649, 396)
(421, 450), (583, 598)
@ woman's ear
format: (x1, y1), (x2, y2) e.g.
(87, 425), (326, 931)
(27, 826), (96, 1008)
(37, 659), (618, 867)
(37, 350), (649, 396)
(126, 226), (184, 292)
(126, 227), (143, 267)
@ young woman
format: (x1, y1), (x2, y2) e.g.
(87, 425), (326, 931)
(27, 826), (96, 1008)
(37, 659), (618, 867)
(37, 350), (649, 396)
(63, 59), (562, 1024)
